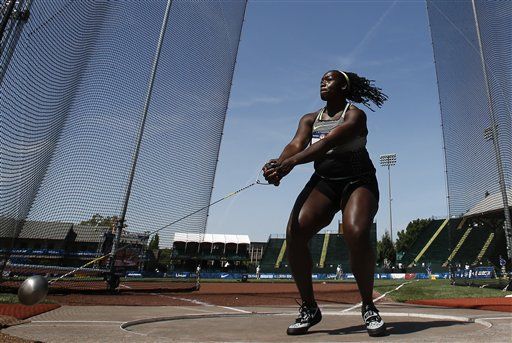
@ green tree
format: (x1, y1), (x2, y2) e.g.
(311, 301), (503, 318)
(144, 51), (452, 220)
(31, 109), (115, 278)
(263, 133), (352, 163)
(157, 248), (172, 272)
(377, 231), (396, 266)
(80, 214), (118, 227)
(395, 218), (432, 255)
(148, 233), (160, 250)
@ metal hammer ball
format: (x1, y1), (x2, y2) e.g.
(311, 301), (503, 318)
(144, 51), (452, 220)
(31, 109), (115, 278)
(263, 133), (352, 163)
(17, 275), (49, 306)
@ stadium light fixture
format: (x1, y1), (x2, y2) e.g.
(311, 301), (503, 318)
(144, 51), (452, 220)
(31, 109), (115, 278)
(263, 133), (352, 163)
(380, 154), (397, 242)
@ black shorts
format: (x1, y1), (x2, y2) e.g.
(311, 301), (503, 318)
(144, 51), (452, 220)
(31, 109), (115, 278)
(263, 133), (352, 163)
(304, 172), (379, 205)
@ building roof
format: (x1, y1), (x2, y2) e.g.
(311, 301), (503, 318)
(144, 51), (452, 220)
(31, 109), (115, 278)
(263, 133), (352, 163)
(18, 221), (73, 240)
(0, 217), (145, 245)
(0, 217), (72, 239)
(173, 233), (250, 245)
(464, 189), (512, 218)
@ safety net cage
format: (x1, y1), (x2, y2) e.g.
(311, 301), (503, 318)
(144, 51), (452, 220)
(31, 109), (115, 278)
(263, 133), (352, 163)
(0, 0), (247, 292)
(426, 1), (512, 262)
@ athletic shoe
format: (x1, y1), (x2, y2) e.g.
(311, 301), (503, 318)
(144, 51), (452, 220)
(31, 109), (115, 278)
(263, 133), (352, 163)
(286, 300), (322, 335)
(362, 304), (386, 337)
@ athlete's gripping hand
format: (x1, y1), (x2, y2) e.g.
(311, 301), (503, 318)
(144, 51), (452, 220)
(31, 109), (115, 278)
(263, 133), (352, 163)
(272, 158), (294, 180)
(262, 158), (295, 186)
(262, 159), (281, 186)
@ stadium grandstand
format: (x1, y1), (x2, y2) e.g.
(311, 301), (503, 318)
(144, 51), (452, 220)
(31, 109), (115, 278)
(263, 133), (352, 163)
(0, 217), (148, 277)
(170, 233), (251, 273)
(259, 223), (377, 274)
(397, 196), (510, 273)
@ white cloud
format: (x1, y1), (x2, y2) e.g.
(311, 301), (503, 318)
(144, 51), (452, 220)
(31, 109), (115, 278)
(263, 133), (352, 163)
(336, 0), (398, 70)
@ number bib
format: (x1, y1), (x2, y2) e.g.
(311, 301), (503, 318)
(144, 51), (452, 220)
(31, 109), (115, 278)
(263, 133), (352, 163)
(311, 131), (326, 145)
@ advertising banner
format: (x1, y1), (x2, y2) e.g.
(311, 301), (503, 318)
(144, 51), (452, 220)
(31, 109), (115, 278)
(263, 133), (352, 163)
(167, 272), (461, 280)
(473, 267), (495, 279)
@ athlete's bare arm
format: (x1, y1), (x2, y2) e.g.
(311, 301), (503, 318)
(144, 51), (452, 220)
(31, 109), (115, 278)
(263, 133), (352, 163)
(292, 108), (366, 164)
(267, 108), (366, 180)
(262, 112), (316, 183)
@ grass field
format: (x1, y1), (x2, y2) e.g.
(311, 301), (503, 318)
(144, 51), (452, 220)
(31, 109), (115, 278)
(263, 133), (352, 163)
(0, 293), (53, 304)
(372, 279), (512, 302)
(197, 278), (512, 302)
(0, 293), (19, 304)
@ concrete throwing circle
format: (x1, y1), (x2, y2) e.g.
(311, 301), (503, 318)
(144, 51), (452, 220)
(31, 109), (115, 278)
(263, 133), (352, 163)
(121, 311), (491, 342)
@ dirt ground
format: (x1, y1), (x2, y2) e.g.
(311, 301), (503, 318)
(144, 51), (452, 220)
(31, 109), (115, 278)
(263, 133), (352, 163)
(47, 281), (383, 306)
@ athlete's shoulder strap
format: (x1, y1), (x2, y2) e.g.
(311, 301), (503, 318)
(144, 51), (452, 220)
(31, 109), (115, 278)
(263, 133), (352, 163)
(315, 107), (325, 122)
(340, 102), (351, 120)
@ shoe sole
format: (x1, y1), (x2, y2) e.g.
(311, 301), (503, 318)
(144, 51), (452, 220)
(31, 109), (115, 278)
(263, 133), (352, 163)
(286, 315), (322, 335)
(367, 323), (387, 337)
(286, 327), (309, 335)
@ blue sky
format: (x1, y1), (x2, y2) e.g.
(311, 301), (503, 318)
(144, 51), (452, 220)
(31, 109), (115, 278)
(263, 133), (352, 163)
(206, 1), (447, 242)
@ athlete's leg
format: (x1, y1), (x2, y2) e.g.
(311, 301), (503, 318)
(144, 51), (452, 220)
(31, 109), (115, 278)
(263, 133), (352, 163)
(341, 186), (378, 306)
(286, 184), (337, 307)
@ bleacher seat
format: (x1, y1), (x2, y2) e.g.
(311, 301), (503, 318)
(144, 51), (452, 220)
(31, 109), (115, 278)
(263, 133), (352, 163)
(309, 235), (325, 269)
(323, 234), (351, 273)
(401, 219), (443, 266)
(259, 234), (356, 274)
(452, 226), (492, 265)
(418, 218), (463, 264)
(259, 238), (286, 272)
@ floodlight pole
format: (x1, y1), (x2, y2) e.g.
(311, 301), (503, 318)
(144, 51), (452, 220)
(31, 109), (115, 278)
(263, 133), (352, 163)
(387, 164), (393, 242)
(107, 0), (173, 290)
(471, 0), (512, 263)
(380, 154), (397, 242)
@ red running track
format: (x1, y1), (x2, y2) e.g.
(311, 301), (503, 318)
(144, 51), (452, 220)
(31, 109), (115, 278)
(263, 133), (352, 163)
(408, 297), (512, 312)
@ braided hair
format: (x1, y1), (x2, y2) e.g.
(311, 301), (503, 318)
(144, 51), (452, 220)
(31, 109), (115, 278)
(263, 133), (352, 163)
(331, 70), (388, 111)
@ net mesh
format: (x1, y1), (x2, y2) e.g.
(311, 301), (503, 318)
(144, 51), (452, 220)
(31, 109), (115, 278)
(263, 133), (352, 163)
(426, 1), (512, 218)
(0, 0), (246, 291)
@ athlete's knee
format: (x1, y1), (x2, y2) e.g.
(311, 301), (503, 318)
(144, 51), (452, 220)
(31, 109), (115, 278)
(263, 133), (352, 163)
(286, 214), (316, 244)
(343, 222), (371, 248)
(286, 223), (310, 245)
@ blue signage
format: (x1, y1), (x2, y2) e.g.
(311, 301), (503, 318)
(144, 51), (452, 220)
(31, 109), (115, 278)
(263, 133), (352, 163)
(164, 271), (453, 280)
